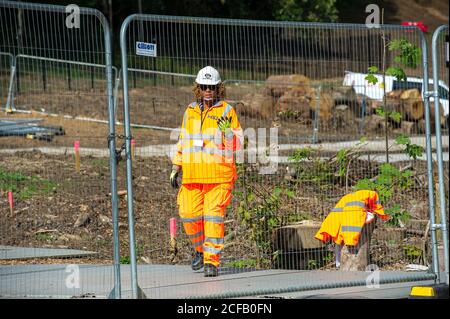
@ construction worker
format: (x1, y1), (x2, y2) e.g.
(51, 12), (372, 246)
(170, 66), (243, 277)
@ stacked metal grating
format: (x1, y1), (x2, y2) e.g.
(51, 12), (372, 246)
(0, 118), (65, 141)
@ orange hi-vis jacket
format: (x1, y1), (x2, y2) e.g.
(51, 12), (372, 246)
(315, 190), (388, 246)
(172, 100), (242, 184)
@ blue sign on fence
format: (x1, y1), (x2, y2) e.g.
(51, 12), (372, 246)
(136, 42), (157, 57)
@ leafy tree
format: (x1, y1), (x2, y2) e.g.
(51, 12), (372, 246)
(274, 0), (339, 22)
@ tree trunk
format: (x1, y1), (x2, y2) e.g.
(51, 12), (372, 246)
(340, 221), (376, 271)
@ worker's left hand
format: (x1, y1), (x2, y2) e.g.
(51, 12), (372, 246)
(217, 116), (232, 134)
(170, 165), (181, 189)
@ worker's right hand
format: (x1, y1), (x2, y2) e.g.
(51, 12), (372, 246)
(170, 165), (181, 189)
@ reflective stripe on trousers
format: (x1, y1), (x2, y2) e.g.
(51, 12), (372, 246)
(177, 182), (233, 267)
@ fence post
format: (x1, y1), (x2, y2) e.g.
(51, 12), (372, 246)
(120, 13), (147, 299)
(419, 29), (440, 282)
(431, 25), (449, 285)
(5, 54), (16, 112)
(67, 64), (72, 90)
(42, 60), (47, 91)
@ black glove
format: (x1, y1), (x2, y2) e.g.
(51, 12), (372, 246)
(170, 165), (181, 189)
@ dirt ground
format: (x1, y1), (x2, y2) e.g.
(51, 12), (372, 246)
(0, 145), (433, 270)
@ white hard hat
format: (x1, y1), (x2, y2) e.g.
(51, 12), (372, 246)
(195, 66), (221, 85)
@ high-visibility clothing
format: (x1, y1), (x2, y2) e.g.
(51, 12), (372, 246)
(177, 182), (233, 267)
(315, 190), (388, 246)
(172, 100), (243, 184)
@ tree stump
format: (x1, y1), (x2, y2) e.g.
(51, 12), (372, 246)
(340, 221), (376, 271)
(400, 89), (424, 121)
(241, 92), (275, 118)
(276, 86), (311, 118)
(265, 74), (310, 98)
(309, 89), (334, 122)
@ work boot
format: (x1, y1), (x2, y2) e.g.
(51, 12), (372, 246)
(204, 263), (218, 277)
(191, 252), (204, 271)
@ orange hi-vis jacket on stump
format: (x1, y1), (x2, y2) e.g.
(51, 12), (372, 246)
(315, 190), (388, 246)
(172, 100), (242, 184)
(173, 100), (242, 267)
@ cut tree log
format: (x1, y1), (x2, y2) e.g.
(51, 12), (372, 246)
(400, 89), (425, 121)
(265, 74), (310, 98)
(331, 86), (357, 103)
(364, 114), (387, 133)
(393, 120), (415, 135)
(331, 104), (356, 130)
(429, 101), (446, 126)
(241, 92), (275, 118)
(309, 88), (334, 121)
(275, 86), (312, 117)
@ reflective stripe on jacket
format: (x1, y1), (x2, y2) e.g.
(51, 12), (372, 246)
(172, 100), (243, 184)
(315, 190), (388, 246)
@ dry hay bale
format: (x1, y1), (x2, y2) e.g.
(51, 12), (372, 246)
(240, 92), (275, 118)
(265, 74), (310, 98)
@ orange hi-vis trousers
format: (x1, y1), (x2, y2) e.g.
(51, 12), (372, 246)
(177, 182), (234, 267)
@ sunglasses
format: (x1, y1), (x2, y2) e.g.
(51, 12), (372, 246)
(199, 84), (217, 91)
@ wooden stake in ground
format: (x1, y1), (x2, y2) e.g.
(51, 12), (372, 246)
(8, 191), (14, 217)
(74, 140), (80, 172)
(131, 139), (136, 161)
(169, 217), (178, 263)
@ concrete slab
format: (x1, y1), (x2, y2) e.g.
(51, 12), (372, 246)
(0, 246), (98, 260)
(0, 263), (437, 299)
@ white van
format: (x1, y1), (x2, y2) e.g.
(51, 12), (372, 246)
(343, 71), (449, 117)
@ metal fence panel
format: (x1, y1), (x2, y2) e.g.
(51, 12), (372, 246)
(431, 25), (449, 285)
(119, 15), (442, 298)
(0, 0), (121, 298)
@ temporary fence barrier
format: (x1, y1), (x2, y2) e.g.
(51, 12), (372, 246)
(120, 14), (442, 298)
(0, 0), (121, 298)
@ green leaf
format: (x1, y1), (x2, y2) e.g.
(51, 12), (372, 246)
(386, 67), (407, 81)
(406, 144), (424, 160)
(389, 111), (402, 123)
(395, 134), (410, 145)
(375, 107), (386, 117)
(368, 66), (379, 74)
(380, 163), (400, 177)
(354, 178), (375, 191)
(402, 170), (414, 178)
(286, 190), (295, 199)
(365, 74), (378, 85)
(273, 187), (282, 197)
